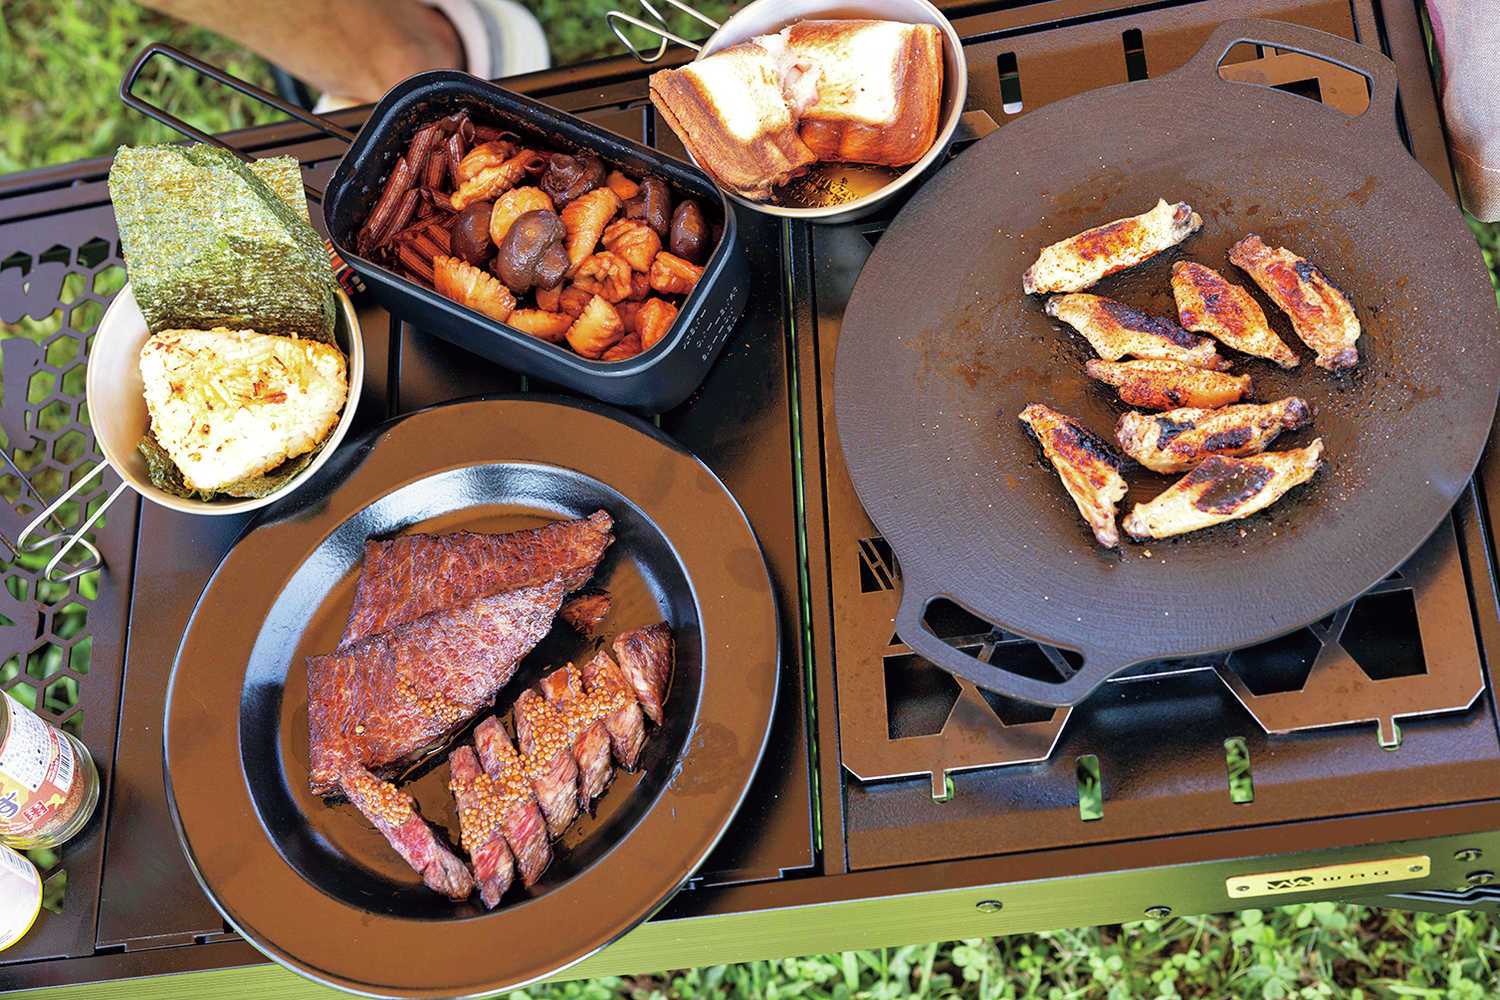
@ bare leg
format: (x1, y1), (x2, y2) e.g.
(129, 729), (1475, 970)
(136, 0), (464, 103)
(1425, 0), (1500, 221)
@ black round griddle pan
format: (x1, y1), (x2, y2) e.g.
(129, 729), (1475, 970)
(834, 19), (1500, 707)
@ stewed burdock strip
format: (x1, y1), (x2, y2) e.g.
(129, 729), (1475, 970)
(306, 578), (566, 796)
(1228, 235), (1361, 371)
(473, 717), (551, 888)
(447, 746), (516, 908)
(341, 765), (475, 900)
(612, 623), (674, 726)
(513, 689), (582, 838)
(1023, 198), (1202, 294)
(1171, 261), (1299, 368)
(1084, 358), (1252, 411)
(1122, 439), (1324, 540)
(538, 664), (615, 807)
(1046, 294), (1229, 371)
(1019, 403), (1129, 549)
(580, 649), (646, 769)
(1113, 397), (1314, 474)
(337, 511), (614, 649)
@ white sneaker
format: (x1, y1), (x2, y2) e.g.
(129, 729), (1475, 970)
(421, 0), (552, 80)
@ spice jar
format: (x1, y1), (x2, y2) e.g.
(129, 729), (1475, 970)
(0, 692), (99, 849)
(0, 843), (41, 951)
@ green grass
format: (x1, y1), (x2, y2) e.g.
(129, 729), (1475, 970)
(4, 4), (1500, 998)
(0, 0), (739, 175)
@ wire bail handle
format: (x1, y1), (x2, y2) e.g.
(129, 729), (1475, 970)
(4, 453), (130, 584)
(605, 0), (721, 62)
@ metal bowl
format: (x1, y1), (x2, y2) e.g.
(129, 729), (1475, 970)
(687, 0), (968, 223)
(86, 285), (365, 516)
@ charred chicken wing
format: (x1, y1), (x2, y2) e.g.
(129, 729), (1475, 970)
(1018, 403), (1129, 549)
(1084, 358), (1252, 411)
(1047, 294), (1229, 370)
(1228, 235), (1360, 371)
(1114, 397), (1314, 474)
(1121, 438), (1324, 540)
(1023, 198), (1202, 295)
(1171, 261), (1299, 368)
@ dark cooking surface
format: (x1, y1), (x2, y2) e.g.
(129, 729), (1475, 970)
(835, 18), (1500, 705)
(5, 0), (1500, 989)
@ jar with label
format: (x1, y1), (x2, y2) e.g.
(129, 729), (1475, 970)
(0, 843), (41, 951)
(0, 691), (99, 849)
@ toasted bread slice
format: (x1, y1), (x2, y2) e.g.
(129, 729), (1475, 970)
(649, 42), (818, 202)
(762, 20), (944, 168)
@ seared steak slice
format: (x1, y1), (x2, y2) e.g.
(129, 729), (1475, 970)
(338, 511), (614, 648)
(341, 765), (474, 900)
(473, 717), (551, 887)
(579, 649), (647, 770)
(612, 623), (674, 726)
(538, 664), (614, 808)
(513, 689), (581, 838)
(448, 745), (516, 908)
(307, 578), (566, 795)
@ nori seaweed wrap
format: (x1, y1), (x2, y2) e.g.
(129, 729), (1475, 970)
(108, 144), (338, 343)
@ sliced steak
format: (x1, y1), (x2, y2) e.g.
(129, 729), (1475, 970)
(307, 578), (566, 795)
(341, 765), (474, 900)
(338, 510), (614, 648)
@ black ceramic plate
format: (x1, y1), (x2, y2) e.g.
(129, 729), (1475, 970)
(164, 395), (780, 998)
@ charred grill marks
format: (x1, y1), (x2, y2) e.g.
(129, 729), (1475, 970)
(1187, 458), (1274, 513)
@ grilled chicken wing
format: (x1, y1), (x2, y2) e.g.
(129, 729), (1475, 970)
(1023, 198), (1203, 294)
(1228, 235), (1360, 371)
(1171, 261), (1299, 368)
(1114, 397), (1313, 474)
(1018, 403), (1129, 548)
(1084, 358), (1252, 411)
(1047, 294), (1229, 371)
(1122, 438), (1324, 540)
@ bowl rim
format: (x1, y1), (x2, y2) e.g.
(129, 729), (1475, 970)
(85, 284), (365, 516)
(688, 0), (969, 220)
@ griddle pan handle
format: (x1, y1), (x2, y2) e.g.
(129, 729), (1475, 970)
(1181, 18), (1400, 144)
(893, 573), (1139, 709)
(119, 43), (358, 202)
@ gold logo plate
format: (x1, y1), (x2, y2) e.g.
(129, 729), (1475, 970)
(1227, 856), (1429, 899)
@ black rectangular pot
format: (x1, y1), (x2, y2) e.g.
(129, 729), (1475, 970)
(322, 70), (749, 414)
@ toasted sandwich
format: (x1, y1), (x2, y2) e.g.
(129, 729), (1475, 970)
(649, 41), (818, 202)
(760, 19), (944, 168)
(649, 18), (946, 201)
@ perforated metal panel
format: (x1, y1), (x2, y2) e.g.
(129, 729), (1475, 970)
(0, 204), (137, 962)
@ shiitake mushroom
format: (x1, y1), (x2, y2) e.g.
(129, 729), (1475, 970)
(450, 200), (496, 267)
(492, 208), (569, 294)
(669, 199), (711, 264)
(624, 175), (672, 237)
(539, 153), (606, 208)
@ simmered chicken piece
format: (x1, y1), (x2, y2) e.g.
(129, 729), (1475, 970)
(1084, 358), (1252, 411)
(1018, 403), (1129, 549)
(1114, 397), (1313, 474)
(1122, 438), (1324, 540)
(1171, 261), (1299, 368)
(1023, 198), (1202, 295)
(1228, 235), (1361, 371)
(1047, 293), (1229, 370)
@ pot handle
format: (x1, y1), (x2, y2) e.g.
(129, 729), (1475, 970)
(892, 562), (1141, 709)
(1178, 17), (1401, 145)
(606, 0), (722, 62)
(119, 43), (358, 202)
